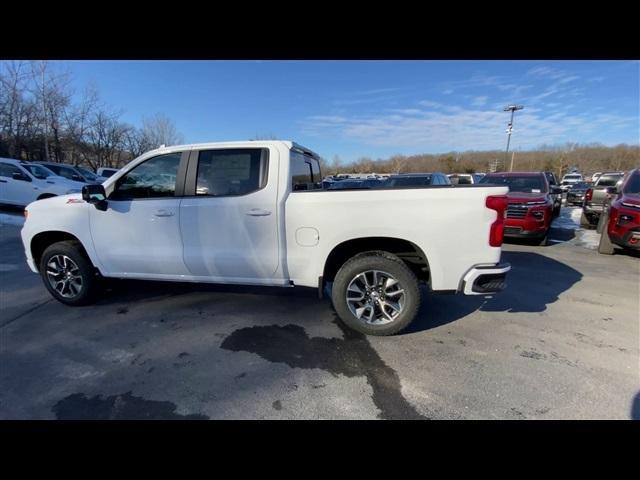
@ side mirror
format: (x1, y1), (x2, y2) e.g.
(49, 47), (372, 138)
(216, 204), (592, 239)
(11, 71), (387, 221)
(82, 184), (108, 211)
(12, 172), (31, 182)
(72, 174), (83, 182)
(605, 186), (618, 195)
(551, 186), (563, 195)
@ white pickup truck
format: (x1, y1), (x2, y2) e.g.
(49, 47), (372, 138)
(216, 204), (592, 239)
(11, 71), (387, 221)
(21, 140), (510, 335)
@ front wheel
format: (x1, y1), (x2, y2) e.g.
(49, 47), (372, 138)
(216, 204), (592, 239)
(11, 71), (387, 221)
(331, 251), (421, 336)
(40, 241), (100, 306)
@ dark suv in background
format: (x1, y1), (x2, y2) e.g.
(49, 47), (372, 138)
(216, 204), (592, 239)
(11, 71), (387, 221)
(566, 181), (590, 205)
(544, 171), (562, 217)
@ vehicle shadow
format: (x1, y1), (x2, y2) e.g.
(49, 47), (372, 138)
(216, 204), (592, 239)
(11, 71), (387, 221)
(94, 250), (583, 337)
(405, 250), (583, 334)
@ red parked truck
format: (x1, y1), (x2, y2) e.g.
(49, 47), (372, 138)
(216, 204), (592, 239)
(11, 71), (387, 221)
(598, 168), (640, 255)
(479, 172), (560, 245)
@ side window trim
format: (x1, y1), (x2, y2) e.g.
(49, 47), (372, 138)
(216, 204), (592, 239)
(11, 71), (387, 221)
(108, 151), (188, 201)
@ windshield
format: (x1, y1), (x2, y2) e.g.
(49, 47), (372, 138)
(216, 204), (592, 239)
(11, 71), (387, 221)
(623, 171), (640, 194)
(564, 174), (581, 180)
(597, 174), (623, 187)
(479, 174), (547, 193)
(75, 166), (98, 181)
(22, 164), (55, 179)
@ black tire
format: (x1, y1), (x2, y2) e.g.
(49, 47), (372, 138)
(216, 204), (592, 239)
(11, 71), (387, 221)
(39, 240), (99, 306)
(331, 250), (421, 336)
(597, 215), (615, 255)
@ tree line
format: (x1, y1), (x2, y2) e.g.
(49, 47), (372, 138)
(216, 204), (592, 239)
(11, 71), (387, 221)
(321, 142), (639, 179)
(0, 61), (183, 171)
(3, 61), (637, 178)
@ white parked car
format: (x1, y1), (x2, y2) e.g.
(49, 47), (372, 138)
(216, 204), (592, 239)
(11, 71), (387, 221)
(0, 158), (83, 207)
(560, 173), (584, 191)
(20, 141), (511, 336)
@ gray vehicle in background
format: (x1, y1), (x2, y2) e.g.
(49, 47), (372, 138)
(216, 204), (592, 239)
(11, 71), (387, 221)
(581, 172), (625, 227)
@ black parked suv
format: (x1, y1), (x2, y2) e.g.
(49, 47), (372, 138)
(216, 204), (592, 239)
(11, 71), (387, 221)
(544, 171), (562, 216)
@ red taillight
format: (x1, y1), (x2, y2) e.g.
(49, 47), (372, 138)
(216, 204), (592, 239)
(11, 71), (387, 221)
(23, 209), (28, 219)
(585, 188), (593, 202)
(486, 195), (508, 247)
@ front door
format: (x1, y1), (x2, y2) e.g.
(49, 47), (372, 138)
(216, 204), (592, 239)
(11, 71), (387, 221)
(89, 151), (191, 277)
(179, 147), (280, 282)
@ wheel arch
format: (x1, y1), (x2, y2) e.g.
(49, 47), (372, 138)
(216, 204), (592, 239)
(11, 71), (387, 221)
(322, 236), (430, 287)
(30, 231), (92, 273)
(36, 193), (57, 201)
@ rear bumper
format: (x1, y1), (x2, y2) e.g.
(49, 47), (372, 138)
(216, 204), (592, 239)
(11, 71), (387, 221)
(461, 263), (511, 295)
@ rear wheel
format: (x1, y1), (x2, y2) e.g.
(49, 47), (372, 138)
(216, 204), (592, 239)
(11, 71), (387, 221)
(40, 241), (99, 305)
(331, 251), (421, 336)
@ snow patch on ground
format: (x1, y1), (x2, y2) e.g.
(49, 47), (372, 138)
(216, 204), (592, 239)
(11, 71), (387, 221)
(551, 207), (582, 230)
(0, 213), (25, 226)
(551, 206), (601, 250)
(575, 229), (600, 250)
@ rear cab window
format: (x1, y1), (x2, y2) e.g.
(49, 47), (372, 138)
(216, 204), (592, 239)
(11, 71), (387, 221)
(290, 150), (322, 191)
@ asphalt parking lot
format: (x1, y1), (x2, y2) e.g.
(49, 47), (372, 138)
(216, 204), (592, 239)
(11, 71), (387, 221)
(1, 206), (638, 420)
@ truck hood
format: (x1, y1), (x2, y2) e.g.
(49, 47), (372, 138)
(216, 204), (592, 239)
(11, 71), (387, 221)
(506, 191), (548, 203)
(620, 193), (640, 207)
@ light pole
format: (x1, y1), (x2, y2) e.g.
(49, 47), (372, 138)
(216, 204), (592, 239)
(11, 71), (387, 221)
(503, 104), (523, 171)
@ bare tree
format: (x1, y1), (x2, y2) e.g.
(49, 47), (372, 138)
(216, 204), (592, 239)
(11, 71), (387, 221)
(389, 154), (408, 173)
(141, 113), (184, 148)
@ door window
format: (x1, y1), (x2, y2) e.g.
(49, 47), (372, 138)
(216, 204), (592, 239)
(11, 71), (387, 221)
(291, 151), (322, 191)
(195, 149), (267, 196)
(0, 163), (23, 178)
(110, 153), (182, 200)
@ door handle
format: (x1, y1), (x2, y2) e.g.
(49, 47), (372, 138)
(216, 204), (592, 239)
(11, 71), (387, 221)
(154, 209), (175, 217)
(0, 179), (7, 183)
(246, 209), (271, 217)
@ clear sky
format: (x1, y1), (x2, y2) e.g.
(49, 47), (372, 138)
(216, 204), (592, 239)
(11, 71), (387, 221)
(60, 60), (639, 162)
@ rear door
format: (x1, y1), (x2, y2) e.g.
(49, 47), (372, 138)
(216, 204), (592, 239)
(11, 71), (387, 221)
(179, 147), (280, 282)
